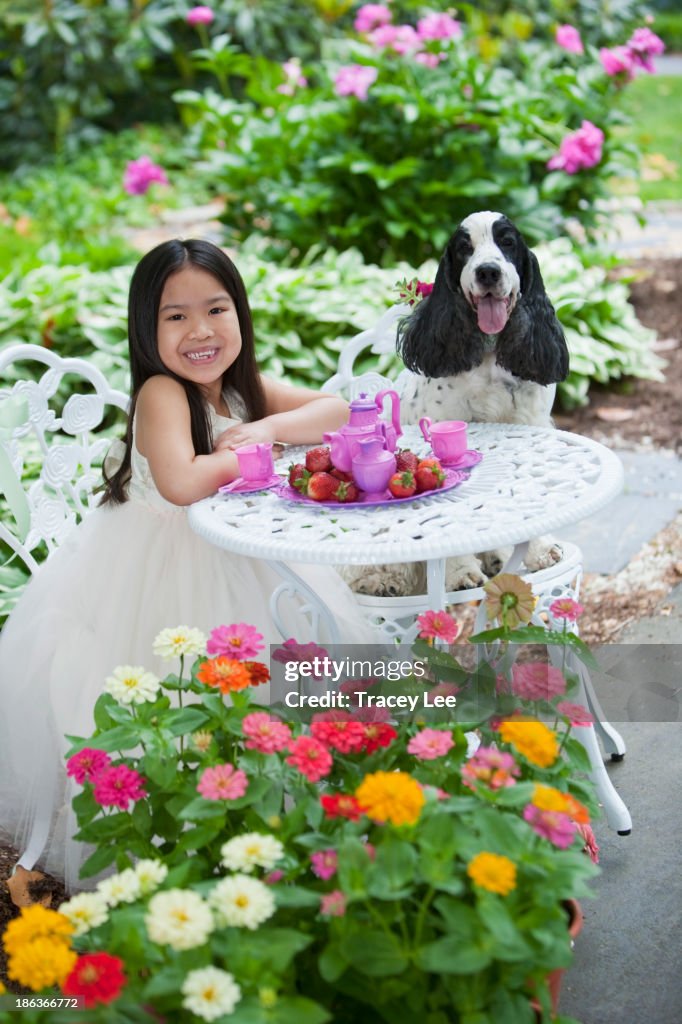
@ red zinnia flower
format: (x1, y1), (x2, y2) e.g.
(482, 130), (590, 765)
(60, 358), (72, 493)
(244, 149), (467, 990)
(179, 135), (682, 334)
(361, 722), (398, 754)
(320, 794), (363, 820)
(62, 953), (126, 1008)
(311, 718), (366, 753)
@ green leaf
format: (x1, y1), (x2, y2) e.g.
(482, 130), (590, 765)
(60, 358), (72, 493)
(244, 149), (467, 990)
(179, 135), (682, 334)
(415, 934), (492, 974)
(268, 996), (331, 1024)
(164, 706), (210, 736)
(273, 885), (320, 908)
(340, 929), (409, 977)
(318, 943), (348, 982)
(78, 843), (118, 879)
(178, 797), (227, 823)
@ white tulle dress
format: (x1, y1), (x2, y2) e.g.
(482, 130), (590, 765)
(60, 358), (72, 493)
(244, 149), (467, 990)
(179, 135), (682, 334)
(0, 399), (374, 891)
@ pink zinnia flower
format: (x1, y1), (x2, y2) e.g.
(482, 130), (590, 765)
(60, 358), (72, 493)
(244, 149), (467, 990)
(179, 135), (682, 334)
(576, 822), (600, 863)
(311, 716), (366, 754)
(123, 156), (169, 196)
(408, 728), (454, 760)
(310, 849), (338, 880)
(390, 25), (423, 55)
(92, 765), (146, 811)
(627, 27), (665, 73)
(272, 638), (329, 679)
(197, 763), (248, 801)
(523, 804), (577, 848)
(334, 64), (378, 101)
(599, 45), (637, 80)
(277, 58), (308, 96)
(417, 13), (461, 41)
(264, 869), (284, 884)
(461, 745), (520, 790)
(555, 25), (584, 55)
(415, 53), (445, 68)
(416, 609), (460, 643)
(556, 701), (594, 727)
(242, 712), (292, 754)
(66, 748), (111, 784)
(320, 889), (346, 917)
(286, 736), (333, 782)
(511, 662), (567, 701)
(547, 120), (604, 174)
(186, 5), (214, 26)
(354, 3), (392, 35)
(207, 622), (264, 660)
(549, 597), (584, 622)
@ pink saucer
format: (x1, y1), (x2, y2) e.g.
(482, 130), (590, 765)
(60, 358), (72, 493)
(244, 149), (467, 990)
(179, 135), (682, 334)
(437, 449), (483, 470)
(219, 474), (282, 495)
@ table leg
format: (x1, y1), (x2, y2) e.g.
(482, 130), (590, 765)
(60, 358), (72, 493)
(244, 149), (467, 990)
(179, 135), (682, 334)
(267, 561), (343, 644)
(426, 557), (447, 611)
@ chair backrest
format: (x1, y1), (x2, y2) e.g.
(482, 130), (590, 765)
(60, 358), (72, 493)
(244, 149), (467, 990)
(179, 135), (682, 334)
(0, 344), (129, 575)
(322, 304), (412, 400)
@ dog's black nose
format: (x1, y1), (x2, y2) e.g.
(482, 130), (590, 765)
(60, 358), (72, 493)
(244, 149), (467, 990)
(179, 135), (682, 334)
(475, 263), (502, 287)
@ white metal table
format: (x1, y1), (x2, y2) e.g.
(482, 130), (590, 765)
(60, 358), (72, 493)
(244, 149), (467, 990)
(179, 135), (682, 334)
(189, 423), (632, 834)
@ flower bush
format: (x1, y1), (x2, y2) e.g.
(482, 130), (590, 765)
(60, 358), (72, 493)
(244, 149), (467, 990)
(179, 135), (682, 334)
(0, 583), (602, 1022)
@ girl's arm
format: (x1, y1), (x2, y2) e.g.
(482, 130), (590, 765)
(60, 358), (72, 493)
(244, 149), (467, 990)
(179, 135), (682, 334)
(214, 377), (348, 449)
(136, 376), (240, 506)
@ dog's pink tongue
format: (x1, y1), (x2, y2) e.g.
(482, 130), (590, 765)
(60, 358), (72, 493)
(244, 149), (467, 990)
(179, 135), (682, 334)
(477, 296), (508, 334)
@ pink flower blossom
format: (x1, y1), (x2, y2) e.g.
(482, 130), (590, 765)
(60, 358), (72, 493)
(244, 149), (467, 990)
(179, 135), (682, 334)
(92, 765), (146, 811)
(334, 64), (379, 101)
(277, 58), (308, 96)
(416, 609), (460, 643)
(461, 746), (520, 790)
(555, 25), (584, 55)
(549, 597), (584, 622)
(523, 804), (577, 848)
(627, 27), (665, 73)
(427, 682), (460, 702)
(407, 728), (454, 760)
(186, 6), (214, 26)
(415, 52), (446, 68)
(197, 763), (248, 801)
(354, 3), (392, 34)
(123, 156), (169, 196)
(207, 623), (265, 660)
(576, 822), (600, 863)
(272, 639), (329, 679)
(369, 24), (399, 49)
(311, 716), (366, 754)
(511, 662), (567, 701)
(66, 748), (111, 785)
(391, 25), (423, 55)
(264, 870), (284, 884)
(320, 889), (346, 917)
(364, 842), (376, 860)
(310, 849), (338, 880)
(547, 120), (604, 174)
(242, 712), (292, 754)
(417, 13), (461, 42)
(599, 45), (637, 80)
(286, 736), (333, 782)
(556, 701), (594, 727)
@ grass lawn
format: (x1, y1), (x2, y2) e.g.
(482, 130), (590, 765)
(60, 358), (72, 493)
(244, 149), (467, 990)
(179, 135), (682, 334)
(613, 74), (682, 203)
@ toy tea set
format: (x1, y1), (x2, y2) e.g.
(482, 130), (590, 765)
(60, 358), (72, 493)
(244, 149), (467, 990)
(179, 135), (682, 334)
(219, 391), (482, 506)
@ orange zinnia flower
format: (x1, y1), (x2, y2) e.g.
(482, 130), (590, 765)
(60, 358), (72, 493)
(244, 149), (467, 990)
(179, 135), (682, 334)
(196, 657), (252, 693)
(242, 661), (271, 687)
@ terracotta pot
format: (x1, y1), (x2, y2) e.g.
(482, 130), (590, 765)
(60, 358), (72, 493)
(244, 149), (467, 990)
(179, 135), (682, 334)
(532, 899), (583, 1020)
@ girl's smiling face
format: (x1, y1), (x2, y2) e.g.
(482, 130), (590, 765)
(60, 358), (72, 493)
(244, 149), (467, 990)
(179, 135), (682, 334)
(157, 265), (242, 399)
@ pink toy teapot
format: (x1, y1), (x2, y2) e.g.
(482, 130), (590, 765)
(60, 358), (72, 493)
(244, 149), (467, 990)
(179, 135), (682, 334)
(323, 390), (402, 472)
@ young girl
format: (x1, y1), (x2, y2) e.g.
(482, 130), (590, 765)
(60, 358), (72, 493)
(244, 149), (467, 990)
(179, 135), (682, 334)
(0, 238), (374, 898)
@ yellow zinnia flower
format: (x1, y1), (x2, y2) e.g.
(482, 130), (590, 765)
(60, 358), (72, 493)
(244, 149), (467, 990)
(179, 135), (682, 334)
(2, 905), (73, 957)
(498, 719), (559, 767)
(484, 573), (537, 628)
(532, 783), (569, 813)
(7, 938), (77, 991)
(355, 771), (425, 826)
(467, 852), (517, 896)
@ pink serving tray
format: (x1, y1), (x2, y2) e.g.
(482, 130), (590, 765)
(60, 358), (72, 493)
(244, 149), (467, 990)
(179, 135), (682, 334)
(274, 467), (468, 508)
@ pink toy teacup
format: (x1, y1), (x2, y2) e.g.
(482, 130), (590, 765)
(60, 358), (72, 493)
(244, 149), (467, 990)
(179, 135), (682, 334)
(235, 442), (274, 481)
(419, 418), (468, 464)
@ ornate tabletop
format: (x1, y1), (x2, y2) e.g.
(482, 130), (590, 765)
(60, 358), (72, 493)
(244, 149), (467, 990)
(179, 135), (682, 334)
(188, 424), (624, 566)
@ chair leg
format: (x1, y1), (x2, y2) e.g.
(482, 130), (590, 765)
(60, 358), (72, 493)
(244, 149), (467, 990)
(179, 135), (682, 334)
(579, 668), (627, 760)
(571, 721), (632, 834)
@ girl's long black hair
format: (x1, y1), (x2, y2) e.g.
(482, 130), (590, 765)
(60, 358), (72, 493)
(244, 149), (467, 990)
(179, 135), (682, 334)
(101, 239), (267, 505)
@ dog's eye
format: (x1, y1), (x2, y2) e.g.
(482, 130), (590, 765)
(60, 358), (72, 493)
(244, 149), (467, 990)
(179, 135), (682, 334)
(498, 235), (515, 250)
(457, 241), (474, 257)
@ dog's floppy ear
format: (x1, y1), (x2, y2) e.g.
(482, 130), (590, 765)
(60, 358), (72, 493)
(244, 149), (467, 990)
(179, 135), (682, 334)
(397, 242), (485, 378)
(496, 245), (569, 385)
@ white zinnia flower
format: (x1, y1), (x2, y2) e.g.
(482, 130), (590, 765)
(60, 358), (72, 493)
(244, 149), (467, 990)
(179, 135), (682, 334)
(59, 892), (109, 936)
(209, 874), (276, 930)
(153, 625), (207, 661)
(96, 868), (142, 907)
(134, 858), (168, 895)
(182, 966), (242, 1021)
(220, 833), (285, 874)
(104, 665), (160, 705)
(146, 889), (214, 951)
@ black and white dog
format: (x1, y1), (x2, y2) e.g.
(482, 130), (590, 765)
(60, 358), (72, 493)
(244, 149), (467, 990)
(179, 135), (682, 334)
(346, 210), (570, 597)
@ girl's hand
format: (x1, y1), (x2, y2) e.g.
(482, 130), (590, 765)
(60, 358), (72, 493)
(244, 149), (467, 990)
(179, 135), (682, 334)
(213, 418), (279, 451)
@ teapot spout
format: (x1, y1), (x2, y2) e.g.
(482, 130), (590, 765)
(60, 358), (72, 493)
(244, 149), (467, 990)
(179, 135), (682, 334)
(323, 431), (351, 472)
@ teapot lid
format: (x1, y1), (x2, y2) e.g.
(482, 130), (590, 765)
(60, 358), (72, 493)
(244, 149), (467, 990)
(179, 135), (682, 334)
(349, 392), (378, 410)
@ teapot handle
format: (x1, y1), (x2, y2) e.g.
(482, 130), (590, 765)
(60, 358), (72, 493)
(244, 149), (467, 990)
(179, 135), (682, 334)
(419, 417), (432, 443)
(375, 389), (402, 440)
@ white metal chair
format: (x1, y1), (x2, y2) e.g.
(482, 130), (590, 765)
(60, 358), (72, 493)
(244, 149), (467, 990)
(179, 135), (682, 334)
(323, 306), (631, 834)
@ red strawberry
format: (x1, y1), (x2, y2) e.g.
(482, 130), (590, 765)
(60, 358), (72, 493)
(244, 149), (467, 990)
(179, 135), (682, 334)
(395, 449), (419, 474)
(305, 446), (333, 473)
(388, 471), (417, 498)
(330, 468), (354, 482)
(307, 471), (338, 502)
(418, 457), (444, 473)
(333, 480), (360, 503)
(415, 463), (446, 492)
(288, 462), (309, 489)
